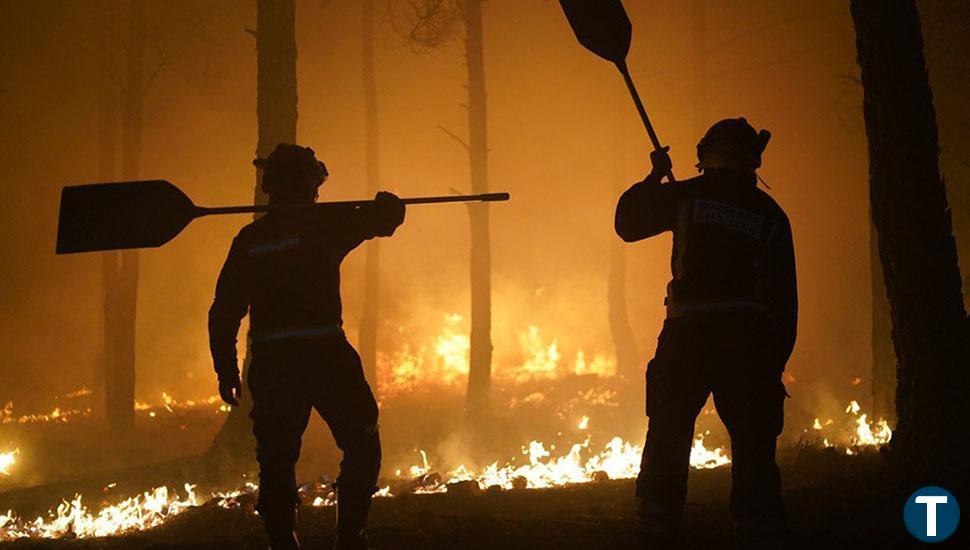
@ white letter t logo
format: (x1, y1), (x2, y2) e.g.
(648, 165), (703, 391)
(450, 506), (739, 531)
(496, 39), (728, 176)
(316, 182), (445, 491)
(915, 496), (948, 536)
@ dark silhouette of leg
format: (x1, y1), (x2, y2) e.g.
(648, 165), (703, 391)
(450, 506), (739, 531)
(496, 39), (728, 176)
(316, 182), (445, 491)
(714, 362), (788, 546)
(249, 357), (311, 549)
(636, 321), (711, 543)
(314, 340), (381, 550)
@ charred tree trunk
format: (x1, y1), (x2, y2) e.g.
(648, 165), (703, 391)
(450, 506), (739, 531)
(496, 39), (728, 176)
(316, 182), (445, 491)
(851, 0), (969, 486)
(209, 0), (297, 467)
(358, 0), (381, 388)
(104, 0), (146, 435)
(870, 217), (896, 423)
(462, 0), (493, 417)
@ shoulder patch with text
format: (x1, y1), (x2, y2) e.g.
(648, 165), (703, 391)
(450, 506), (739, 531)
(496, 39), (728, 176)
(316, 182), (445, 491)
(692, 199), (764, 238)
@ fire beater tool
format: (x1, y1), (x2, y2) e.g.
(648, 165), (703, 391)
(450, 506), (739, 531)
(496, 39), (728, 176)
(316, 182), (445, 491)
(56, 179), (510, 254)
(559, 0), (675, 181)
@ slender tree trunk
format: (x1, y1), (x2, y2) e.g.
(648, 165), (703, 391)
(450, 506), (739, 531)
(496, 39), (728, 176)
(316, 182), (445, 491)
(105, 0), (146, 435)
(851, 0), (969, 486)
(462, 0), (492, 417)
(358, 0), (381, 388)
(96, 0), (118, 416)
(870, 217), (895, 422)
(209, 0), (298, 466)
(608, 237), (639, 381)
(609, 96), (639, 385)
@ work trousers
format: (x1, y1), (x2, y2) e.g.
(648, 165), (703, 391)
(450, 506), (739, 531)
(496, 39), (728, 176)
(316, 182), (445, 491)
(636, 311), (787, 533)
(248, 335), (381, 517)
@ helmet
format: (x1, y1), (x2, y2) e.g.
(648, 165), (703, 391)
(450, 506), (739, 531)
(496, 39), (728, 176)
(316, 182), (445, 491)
(254, 143), (329, 197)
(696, 118), (771, 170)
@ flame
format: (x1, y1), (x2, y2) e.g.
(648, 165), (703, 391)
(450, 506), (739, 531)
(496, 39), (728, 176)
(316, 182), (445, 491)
(690, 432), (732, 469)
(409, 449), (433, 478)
(577, 415), (590, 430)
(377, 317), (619, 397)
(379, 315), (470, 395)
(0, 483), (268, 540)
(3, 389), (225, 426)
(572, 351), (617, 378)
(1, 402), (91, 425)
(806, 401), (892, 450)
(0, 448), (19, 476)
(506, 326), (561, 383)
(309, 486), (393, 508)
(0, 484), (202, 539)
(844, 400), (891, 446)
(0, 424), (727, 539)
(403, 429), (729, 494)
(433, 314), (471, 382)
(850, 415), (892, 447)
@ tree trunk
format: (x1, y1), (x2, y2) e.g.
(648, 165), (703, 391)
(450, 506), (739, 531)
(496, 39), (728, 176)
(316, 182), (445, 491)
(462, 0), (492, 417)
(96, 0), (118, 416)
(608, 238), (639, 382)
(608, 95), (639, 386)
(358, 0), (381, 389)
(104, 0), (146, 435)
(208, 0), (298, 467)
(851, 0), (969, 486)
(869, 217), (895, 423)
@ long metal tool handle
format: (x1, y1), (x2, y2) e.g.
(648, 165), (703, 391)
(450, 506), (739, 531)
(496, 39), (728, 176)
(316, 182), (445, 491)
(197, 192), (510, 216)
(616, 61), (676, 182)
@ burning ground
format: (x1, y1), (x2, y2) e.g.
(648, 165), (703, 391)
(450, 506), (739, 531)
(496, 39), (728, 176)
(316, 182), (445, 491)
(0, 316), (900, 547)
(0, 449), (911, 548)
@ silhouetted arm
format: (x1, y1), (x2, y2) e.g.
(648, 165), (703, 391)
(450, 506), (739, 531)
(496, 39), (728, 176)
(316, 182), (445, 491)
(322, 192), (407, 256)
(615, 173), (682, 242)
(208, 236), (249, 383)
(763, 215), (798, 366)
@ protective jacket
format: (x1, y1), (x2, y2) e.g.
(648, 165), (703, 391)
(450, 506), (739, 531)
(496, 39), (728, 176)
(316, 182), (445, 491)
(208, 203), (403, 381)
(615, 169), (797, 364)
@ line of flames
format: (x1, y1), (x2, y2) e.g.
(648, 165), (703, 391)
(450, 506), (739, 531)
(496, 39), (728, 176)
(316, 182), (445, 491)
(395, 418), (728, 495)
(378, 316), (617, 397)
(1, 317), (628, 426)
(1, 392), (230, 426)
(0, 401), (893, 541)
(0, 428), (722, 541)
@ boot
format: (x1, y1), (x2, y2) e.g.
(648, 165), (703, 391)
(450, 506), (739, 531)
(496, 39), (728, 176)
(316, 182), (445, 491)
(333, 488), (372, 550)
(732, 516), (790, 549)
(261, 508), (301, 550)
(634, 470), (687, 548)
(636, 497), (678, 548)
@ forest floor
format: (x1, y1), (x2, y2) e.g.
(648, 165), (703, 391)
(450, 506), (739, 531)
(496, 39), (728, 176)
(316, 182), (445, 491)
(2, 381), (946, 549)
(2, 447), (954, 549)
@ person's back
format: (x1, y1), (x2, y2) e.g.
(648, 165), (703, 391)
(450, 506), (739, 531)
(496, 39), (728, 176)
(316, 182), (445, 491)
(616, 119), (796, 361)
(616, 118), (796, 546)
(211, 204), (397, 350)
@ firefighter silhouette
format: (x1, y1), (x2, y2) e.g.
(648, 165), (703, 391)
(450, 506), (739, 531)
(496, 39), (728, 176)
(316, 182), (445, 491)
(616, 118), (796, 545)
(209, 144), (405, 549)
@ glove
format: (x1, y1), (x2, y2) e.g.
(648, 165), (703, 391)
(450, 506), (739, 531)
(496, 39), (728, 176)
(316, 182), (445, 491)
(649, 146), (673, 179)
(218, 372), (242, 406)
(374, 191), (406, 236)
